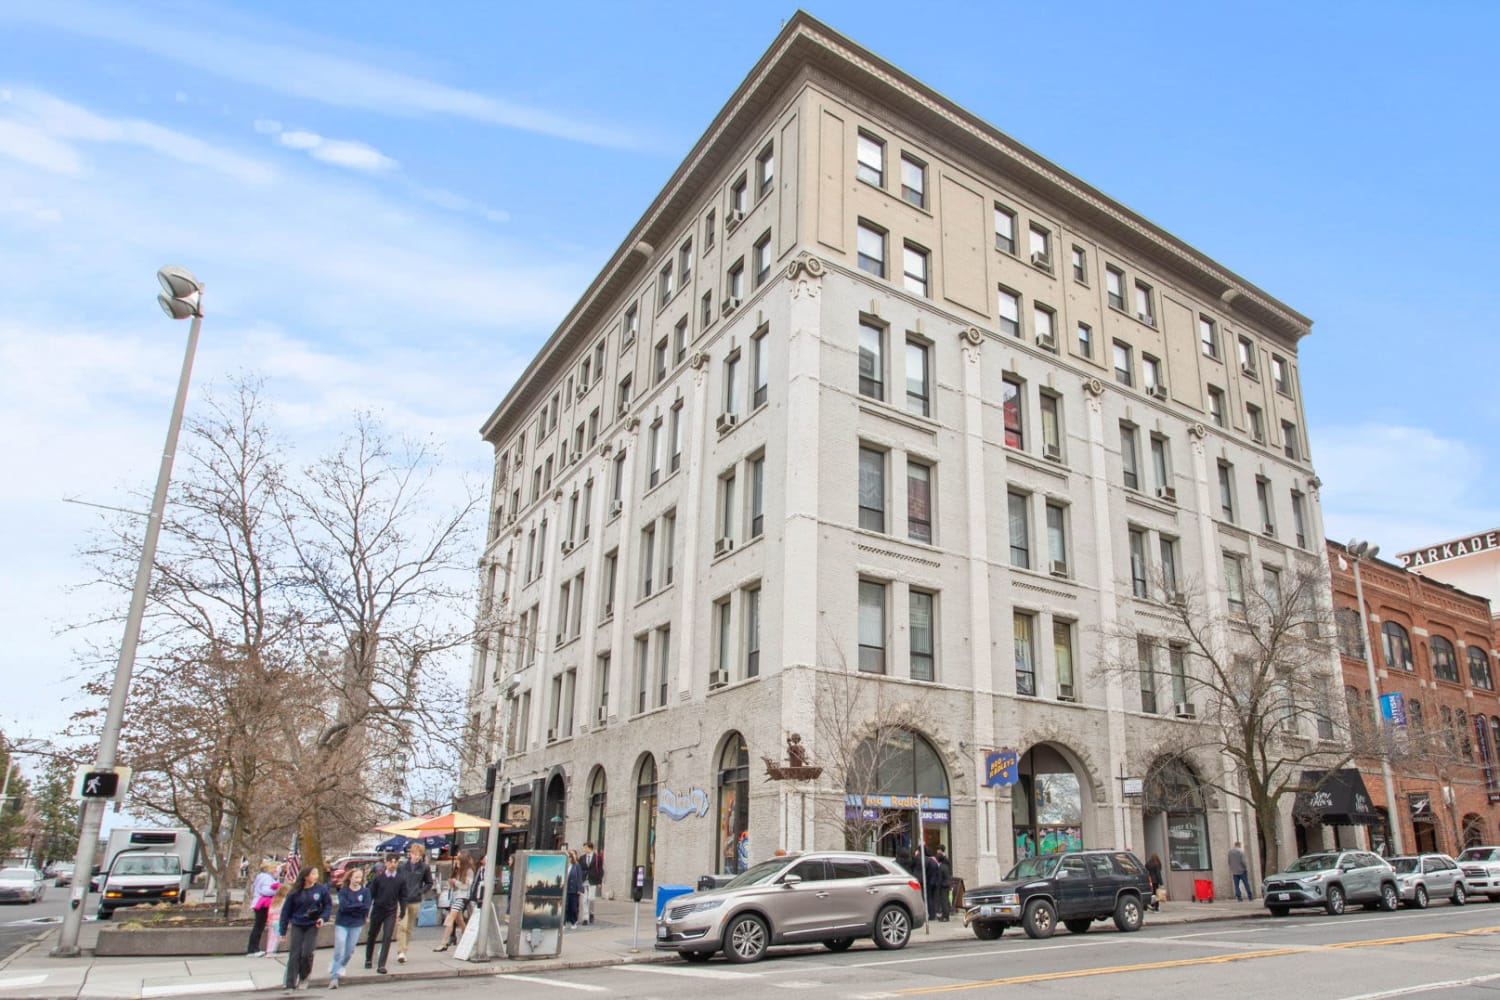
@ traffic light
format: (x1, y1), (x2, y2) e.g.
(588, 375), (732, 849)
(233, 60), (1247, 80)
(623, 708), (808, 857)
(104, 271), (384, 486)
(80, 771), (120, 799)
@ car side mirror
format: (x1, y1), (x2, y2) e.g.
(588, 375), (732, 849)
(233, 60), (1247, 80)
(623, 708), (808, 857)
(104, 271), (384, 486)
(1056, 870), (1069, 879)
(780, 874), (802, 887)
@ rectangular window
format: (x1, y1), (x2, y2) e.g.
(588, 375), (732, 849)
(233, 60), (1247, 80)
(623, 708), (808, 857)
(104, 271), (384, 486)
(1169, 644), (1189, 705)
(580, 479), (592, 540)
(857, 132), (885, 186)
(1247, 404), (1265, 443)
(756, 142), (774, 197)
(1138, 639), (1158, 714)
(1218, 461), (1236, 522)
(750, 454), (765, 538)
(1014, 612), (1036, 695)
(701, 290), (713, 328)
(1223, 552), (1246, 614)
(858, 580), (887, 673)
(595, 338), (607, 377)
(652, 337), (668, 385)
(754, 231), (772, 287)
(907, 460), (932, 544)
(1134, 280), (1155, 325)
(1008, 491), (1030, 568)
(859, 319), (885, 400)
(661, 510), (676, 587)
(601, 551), (617, 617)
(669, 402), (683, 472)
(1142, 355), (1162, 394)
(1200, 315), (1219, 358)
(1040, 393), (1062, 459)
(903, 242), (929, 297)
(1028, 224), (1051, 266)
(611, 449), (627, 504)
(655, 625), (670, 708)
(858, 446), (886, 532)
(679, 238), (693, 287)
(1208, 386), (1226, 427)
(1281, 420), (1300, 460)
(730, 174), (747, 214)
(1071, 245), (1087, 283)
(1113, 341), (1133, 386)
(658, 261), (674, 309)
(1120, 423), (1140, 490)
(857, 221), (886, 278)
(905, 338), (930, 416)
(714, 599), (731, 684)
(910, 590), (935, 682)
(1160, 536), (1179, 595)
(596, 652), (610, 719)
(1046, 503), (1067, 574)
(633, 635), (649, 714)
(727, 259), (744, 300)
(1262, 565), (1282, 612)
(752, 329), (769, 407)
(674, 317), (688, 364)
(745, 585), (761, 678)
(1237, 336), (1257, 376)
(1291, 490), (1308, 548)
(617, 374), (632, 416)
(1054, 622), (1075, 700)
(1150, 434), (1171, 493)
(1272, 355), (1290, 394)
(1129, 527), (1149, 598)
(1256, 477), (1275, 534)
(704, 210), (716, 249)
(1028, 307), (1055, 355)
(997, 287), (1021, 337)
(720, 471), (736, 542)
(994, 204), (1016, 253)
(900, 154), (926, 208)
(1076, 322), (1092, 358)
(1106, 266), (1125, 310)
(723, 352), (740, 416)
(623, 305), (639, 346)
(639, 523), (655, 598)
(1002, 377), (1024, 448)
(588, 407), (600, 446)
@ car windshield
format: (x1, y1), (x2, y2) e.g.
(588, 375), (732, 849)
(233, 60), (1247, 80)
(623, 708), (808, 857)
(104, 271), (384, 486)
(1005, 856), (1059, 880)
(723, 858), (790, 889)
(1389, 858), (1419, 873)
(1459, 848), (1498, 862)
(0, 868), (35, 879)
(114, 856), (181, 876)
(1284, 854), (1339, 873)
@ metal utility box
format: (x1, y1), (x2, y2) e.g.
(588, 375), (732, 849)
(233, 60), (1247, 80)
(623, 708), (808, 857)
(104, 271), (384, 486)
(505, 851), (567, 959)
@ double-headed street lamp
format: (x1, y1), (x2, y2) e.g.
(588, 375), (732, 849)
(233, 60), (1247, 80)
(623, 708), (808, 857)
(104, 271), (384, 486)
(54, 267), (205, 957)
(1348, 539), (1405, 857)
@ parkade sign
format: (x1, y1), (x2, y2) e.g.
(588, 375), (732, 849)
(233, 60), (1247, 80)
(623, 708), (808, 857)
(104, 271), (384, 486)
(1398, 529), (1500, 569)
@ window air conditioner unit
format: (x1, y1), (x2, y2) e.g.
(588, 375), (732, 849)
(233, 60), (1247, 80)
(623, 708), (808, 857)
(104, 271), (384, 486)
(715, 537), (735, 557)
(1057, 688), (1076, 703)
(570, 450), (582, 463)
(1147, 384), (1167, 400)
(725, 208), (745, 230)
(1167, 590), (1186, 607)
(1043, 443), (1062, 462)
(722, 296), (742, 315)
(1137, 312), (1155, 326)
(716, 412), (738, 433)
(610, 499), (624, 516)
(710, 670), (728, 688)
(617, 399), (630, 416)
(1173, 702), (1197, 719)
(1241, 363), (1257, 377)
(1156, 485), (1177, 503)
(546, 728), (557, 742)
(1262, 523), (1276, 536)
(1035, 332), (1057, 352)
(1049, 560), (1069, 578)
(596, 706), (607, 724)
(1030, 251), (1051, 269)
(560, 539), (574, 554)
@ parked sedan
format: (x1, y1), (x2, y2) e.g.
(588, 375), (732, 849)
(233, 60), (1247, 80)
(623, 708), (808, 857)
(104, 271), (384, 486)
(656, 851), (925, 963)
(1388, 854), (1467, 908)
(51, 863), (75, 887)
(0, 868), (47, 904)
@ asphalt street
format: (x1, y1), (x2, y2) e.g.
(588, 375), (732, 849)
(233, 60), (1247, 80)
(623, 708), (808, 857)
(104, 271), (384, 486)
(0, 888), (68, 962)
(339, 904), (1500, 1000)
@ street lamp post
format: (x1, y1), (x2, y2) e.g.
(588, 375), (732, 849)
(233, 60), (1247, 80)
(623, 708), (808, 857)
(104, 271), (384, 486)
(1349, 539), (1405, 857)
(54, 267), (205, 957)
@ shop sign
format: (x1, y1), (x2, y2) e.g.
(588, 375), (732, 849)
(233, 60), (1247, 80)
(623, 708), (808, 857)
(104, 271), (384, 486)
(1398, 530), (1499, 568)
(985, 749), (1019, 787)
(658, 786), (710, 821)
(845, 793), (951, 811)
(504, 802), (531, 825)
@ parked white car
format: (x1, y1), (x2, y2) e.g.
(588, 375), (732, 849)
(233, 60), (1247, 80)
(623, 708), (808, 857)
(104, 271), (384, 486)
(1456, 846), (1500, 901)
(1388, 854), (1467, 908)
(0, 867), (46, 904)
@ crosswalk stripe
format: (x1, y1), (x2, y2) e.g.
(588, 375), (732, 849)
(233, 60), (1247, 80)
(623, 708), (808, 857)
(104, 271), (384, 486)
(621, 963), (764, 980)
(142, 979), (256, 997)
(0, 976), (48, 989)
(499, 972), (609, 992)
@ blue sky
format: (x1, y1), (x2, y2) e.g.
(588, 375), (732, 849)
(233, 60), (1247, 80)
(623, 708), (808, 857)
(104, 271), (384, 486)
(2, 0), (1497, 744)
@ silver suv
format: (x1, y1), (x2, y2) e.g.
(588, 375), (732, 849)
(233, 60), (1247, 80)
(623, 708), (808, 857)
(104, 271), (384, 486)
(655, 851), (926, 963)
(1263, 850), (1398, 916)
(1456, 846), (1500, 901)
(1388, 853), (1467, 908)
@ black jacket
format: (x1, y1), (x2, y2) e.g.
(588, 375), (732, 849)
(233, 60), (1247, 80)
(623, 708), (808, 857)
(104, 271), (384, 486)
(368, 868), (404, 912)
(396, 859), (433, 904)
(278, 882), (332, 933)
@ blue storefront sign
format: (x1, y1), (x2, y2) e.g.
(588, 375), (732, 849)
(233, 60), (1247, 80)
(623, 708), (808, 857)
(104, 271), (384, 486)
(1381, 692), (1407, 727)
(984, 748), (1019, 787)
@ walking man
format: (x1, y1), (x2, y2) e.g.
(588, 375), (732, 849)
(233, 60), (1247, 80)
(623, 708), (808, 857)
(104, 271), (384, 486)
(364, 855), (402, 974)
(1228, 841), (1252, 901)
(394, 843), (433, 965)
(579, 842), (603, 925)
(935, 846), (953, 921)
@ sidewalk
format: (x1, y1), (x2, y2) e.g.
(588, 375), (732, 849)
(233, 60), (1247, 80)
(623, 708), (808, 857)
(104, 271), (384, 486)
(0, 894), (1267, 999)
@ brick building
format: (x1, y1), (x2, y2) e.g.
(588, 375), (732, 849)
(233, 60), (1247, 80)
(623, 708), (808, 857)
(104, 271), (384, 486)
(1330, 541), (1500, 855)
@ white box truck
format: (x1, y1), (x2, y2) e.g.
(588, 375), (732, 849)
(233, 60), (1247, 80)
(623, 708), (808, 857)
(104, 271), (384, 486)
(92, 828), (201, 918)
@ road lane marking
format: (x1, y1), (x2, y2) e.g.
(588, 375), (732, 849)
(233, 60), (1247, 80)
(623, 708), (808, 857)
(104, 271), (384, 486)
(142, 981), (255, 997)
(0, 976), (48, 989)
(1334, 973), (1500, 1000)
(621, 964), (764, 980)
(499, 973), (609, 992)
(891, 925), (1500, 994)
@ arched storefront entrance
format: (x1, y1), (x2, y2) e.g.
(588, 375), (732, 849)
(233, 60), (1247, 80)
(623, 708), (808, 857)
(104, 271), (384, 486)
(1143, 756), (1211, 900)
(1013, 744), (1088, 857)
(633, 754), (658, 892)
(542, 771), (567, 850)
(716, 732), (750, 874)
(586, 766), (607, 851)
(844, 728), (950, 861)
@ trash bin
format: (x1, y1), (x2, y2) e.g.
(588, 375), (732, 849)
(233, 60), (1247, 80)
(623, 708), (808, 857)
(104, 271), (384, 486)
(1193, 878), (1214, 903)
(656, 884), (694, 918)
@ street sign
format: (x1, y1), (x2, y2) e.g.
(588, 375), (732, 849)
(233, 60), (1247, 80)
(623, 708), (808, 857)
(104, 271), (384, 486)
(73, 766), (130, 801)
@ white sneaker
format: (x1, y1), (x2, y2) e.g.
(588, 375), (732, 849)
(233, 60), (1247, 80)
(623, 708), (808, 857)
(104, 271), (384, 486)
(396, 953), (406, 964)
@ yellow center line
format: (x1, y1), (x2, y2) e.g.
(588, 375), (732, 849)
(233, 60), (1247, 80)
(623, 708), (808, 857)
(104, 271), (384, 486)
(891, 925), (1500, 995)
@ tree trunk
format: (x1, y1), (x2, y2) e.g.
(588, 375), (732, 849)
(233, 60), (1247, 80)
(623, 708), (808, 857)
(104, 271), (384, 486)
(1256, 802), (1284, 875)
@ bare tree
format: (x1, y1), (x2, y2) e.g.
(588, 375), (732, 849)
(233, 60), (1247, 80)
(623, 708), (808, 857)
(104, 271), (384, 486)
(1105, 566), (1365, 874)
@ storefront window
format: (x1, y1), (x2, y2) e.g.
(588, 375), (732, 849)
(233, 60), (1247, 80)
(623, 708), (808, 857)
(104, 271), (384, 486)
(587, 767), (607, 850)
(717, 734), (750, 874)
(634, 755), (657, 891)
(845, 728), (950, 860)
(1167, 811), (1209, 870)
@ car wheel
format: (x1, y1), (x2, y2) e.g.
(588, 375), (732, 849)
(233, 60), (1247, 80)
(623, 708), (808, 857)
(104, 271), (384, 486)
(1453, 883), (1467, 906)
(97, 908), (112, 921)
(1063, 918), (1091, 934)
(1114, 894), (1144, 933)
(1378, 882), (1399, 912)
(1325, 885), (1346, 915)
(823, 937), (855, 952)
(723, 914), (768, 964)
(1022, 899), (1056, 939)
(1269, 906), (1290, 917)
(1412, 885), (1429, 910)
(682, 950), (714, 963)
(873, 904), (911, 950)
(971, 921), (1003, 941)
(1488, 894), (1500, 903)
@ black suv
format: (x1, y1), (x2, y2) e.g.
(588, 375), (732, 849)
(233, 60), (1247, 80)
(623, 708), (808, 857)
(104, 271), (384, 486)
(962, 850), (1152, 940)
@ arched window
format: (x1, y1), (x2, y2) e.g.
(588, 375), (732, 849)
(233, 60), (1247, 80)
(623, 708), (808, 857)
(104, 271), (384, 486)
(1470, 647), (1495, 691)
(716, 732), (750, 874)
(1409, 699), (1424, 732)
(1458, 710), (1473, 760)
(1382, 622), (1413, 671)
(633, 754), (657, 890)
(586, 766), (607, 850)
(1431, 637), (1459, 682)
(847, 728), (951, 856)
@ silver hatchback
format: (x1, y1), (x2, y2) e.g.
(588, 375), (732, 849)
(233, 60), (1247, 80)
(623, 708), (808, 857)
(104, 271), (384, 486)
(655, 851), (926, 963)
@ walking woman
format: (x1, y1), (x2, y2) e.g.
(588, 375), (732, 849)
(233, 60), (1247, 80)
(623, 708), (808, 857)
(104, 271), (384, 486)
(1145, 853), (1164, 912)
(246, 861), (280, 957)
(278, 866), (332, 991)
(564, 850), (583, 930)
(433, 855), (472, 951)
(329, 866), (371, 988)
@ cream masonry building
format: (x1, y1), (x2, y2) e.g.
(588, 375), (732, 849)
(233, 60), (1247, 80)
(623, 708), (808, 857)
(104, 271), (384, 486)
(463, 14), (1330, 900)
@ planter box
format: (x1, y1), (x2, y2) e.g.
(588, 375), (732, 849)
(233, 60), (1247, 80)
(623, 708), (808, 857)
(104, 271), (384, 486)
(96, 922), (364, 957)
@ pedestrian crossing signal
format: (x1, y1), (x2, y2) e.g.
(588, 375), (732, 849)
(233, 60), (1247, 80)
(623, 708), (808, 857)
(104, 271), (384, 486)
(80, 771), (120, 798)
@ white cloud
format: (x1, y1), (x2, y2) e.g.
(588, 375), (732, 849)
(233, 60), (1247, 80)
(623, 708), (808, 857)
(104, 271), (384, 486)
(6, 0), (654, 151)
(252, 118), (283, 134)
(0, 118), (83, 174)
(275, 128), (397, 171)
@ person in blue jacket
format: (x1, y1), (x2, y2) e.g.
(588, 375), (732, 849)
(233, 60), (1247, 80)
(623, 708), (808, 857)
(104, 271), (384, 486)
(279, 866), (332, 991)
(329, 866), (371, 988)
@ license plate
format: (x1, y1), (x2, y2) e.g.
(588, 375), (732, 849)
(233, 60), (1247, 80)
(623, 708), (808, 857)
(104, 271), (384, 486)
(656, 927), (668, 940)
(980, 905), (994, 917)
(1276, 892), (1289, 901)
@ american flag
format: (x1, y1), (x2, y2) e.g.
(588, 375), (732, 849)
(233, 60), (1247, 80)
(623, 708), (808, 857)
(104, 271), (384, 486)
(284, 849), (300, 885)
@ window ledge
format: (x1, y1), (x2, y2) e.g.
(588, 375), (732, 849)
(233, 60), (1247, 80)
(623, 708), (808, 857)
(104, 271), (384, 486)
(857, 400), (939, 437)
(708, 674), (761, 696)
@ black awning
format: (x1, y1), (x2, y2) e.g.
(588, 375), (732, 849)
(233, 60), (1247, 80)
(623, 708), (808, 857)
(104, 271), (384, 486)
(1294, 769), (1382, 826)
